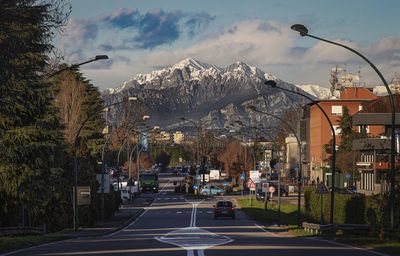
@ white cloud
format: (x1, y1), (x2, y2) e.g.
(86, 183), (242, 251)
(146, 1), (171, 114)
(62, 19), (400, 90)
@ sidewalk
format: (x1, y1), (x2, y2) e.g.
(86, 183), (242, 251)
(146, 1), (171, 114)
(59, 196), (153, 238)
(0, 197), (153, 255)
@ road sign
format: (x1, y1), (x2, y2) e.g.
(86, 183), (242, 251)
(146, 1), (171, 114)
(249, 170), (260, 183)
(75, 186), (91, 206)
(316, 183), (329, 194)
(268, 186), (276, 193)
(247, 179), (256, 191)
(240, 173), (245, 180)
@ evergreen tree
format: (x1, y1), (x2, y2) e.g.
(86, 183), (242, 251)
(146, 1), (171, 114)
(338, 106), (358, 152)
(0, 0), (69, 227)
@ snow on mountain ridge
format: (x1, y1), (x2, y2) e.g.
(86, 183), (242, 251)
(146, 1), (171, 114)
(107, 58), (278, 94)
(296, 84), (332, 99)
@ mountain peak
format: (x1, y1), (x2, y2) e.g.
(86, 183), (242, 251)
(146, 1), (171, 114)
(172, 58), (213, 71)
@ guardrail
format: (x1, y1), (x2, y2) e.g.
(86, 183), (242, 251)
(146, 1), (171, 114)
(0, 226), (46, 236)
(302, 222), (334, 235)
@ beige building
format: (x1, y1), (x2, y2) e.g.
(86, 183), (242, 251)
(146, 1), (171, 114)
(173, 131), (185, 144)
(156, 131), (171, 142)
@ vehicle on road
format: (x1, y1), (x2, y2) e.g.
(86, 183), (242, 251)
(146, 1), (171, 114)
(214, 200), (235, 219)
(140, 172), (159, 193)
(256, 190), (267, 201)
(200, 185), (224, 196)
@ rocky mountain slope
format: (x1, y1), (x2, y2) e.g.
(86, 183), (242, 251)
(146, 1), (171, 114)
(103, 58), (314, 136)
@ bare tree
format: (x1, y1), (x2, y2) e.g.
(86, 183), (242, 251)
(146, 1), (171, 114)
(54, 70), (85, 145)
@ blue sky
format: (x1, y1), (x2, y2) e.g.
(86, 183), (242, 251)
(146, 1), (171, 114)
(57, 0), (400, 90)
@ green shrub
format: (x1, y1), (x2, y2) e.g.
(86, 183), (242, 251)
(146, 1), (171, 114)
(304, 188), (365, 224)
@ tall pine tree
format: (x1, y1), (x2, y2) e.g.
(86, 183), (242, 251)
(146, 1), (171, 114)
(0, 0), (69, 227)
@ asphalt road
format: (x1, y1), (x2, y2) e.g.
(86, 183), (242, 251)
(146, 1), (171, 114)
(2, 173), (386, 256)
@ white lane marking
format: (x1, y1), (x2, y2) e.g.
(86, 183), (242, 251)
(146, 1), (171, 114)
(177, 211), (182, 214)
(173, 197), (177, 200)
(155, 199), (233, 256)
(103, 209), (147, 237)
(254, 223), (279, 237)
(165, 198), (170, 200)
(159, 180), (171, 193)
(305, 237), (389, 256)
(206, 211), (212, 214)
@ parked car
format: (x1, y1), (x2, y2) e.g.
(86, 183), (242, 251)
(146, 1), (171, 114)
(214, 200), (235, 219)
(200, 185), (225, 196)
(256, 190), (268, 201)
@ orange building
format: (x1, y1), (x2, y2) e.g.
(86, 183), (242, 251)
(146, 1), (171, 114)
(304, 87), (384, 183)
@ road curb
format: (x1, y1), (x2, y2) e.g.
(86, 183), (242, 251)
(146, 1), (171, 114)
(99, 208), (145, 237)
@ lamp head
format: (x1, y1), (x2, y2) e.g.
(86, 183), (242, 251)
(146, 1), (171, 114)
(264, 80), (277, 87)
(95, 55), (109, 60)
(290, 24), (308, 37)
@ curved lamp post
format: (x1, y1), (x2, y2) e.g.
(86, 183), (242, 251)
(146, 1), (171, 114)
(72, 97), (134, 228)
(180, 117), (217, 188)
(247, 105), (303, 227)
(48, 55), (109, 78)
(50, 55), (109, 231)
(265, 79), (337, 225)
(291, 24), (396, 228)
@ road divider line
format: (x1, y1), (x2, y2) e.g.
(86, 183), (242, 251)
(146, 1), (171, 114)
(254, 223), (279, 237)
(305, 237), (389, 256)
(197, 249), (205, 256)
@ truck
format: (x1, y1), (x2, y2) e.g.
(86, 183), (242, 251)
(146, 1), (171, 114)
(113, 181), (139, 203)
(209, 169), (220, 181)
(139, 172), (159, 193)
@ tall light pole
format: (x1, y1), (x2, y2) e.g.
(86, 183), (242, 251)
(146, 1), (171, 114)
(265, 79), (337, 225)
(291, 23), (396, 228)
(48, 55), (109, 78)
(247, 105), (303, 227)
(49, 55), (108, 231)
(180, 117), (216, 187)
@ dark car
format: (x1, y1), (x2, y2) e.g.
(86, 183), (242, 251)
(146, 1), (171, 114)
(256, 190), (268, 201)
(214, 200), (235, 219)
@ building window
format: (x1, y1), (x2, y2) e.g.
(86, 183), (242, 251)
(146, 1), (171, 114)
(333, 125), (341, 135)
(331, 105), (342, 116)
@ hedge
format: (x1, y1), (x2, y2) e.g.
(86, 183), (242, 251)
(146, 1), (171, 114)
(304, 188), (365, 224)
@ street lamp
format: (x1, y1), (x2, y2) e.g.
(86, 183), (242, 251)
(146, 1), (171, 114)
(72, 96), (134, 229)
(51, 55), (109, 231)
(265, 79), (337, 225)
(48, 55), (109, 78)
(291, 24), (396, 228)
(247, 105), (303, 227)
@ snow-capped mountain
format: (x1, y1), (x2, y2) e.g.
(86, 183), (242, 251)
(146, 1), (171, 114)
(296, 84), (332, 99)
(103, 58), (311, 134)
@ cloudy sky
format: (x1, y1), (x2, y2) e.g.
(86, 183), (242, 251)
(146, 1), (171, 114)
(56, 0), (400, 90)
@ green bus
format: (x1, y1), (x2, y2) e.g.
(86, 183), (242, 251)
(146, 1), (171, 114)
(140, 172), (159, 193)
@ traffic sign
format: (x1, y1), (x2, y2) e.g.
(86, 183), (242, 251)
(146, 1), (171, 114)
(240, 173), (245, 180)
(247, 179), (256, 191)
(316, 183), (329, 194)
(268, 186), (276, 193)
